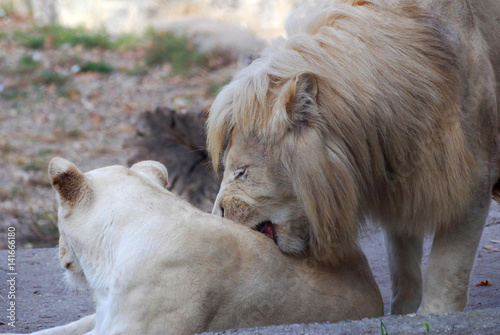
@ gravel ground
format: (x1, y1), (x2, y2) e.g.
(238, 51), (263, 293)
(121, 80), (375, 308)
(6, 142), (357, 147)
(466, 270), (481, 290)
(0, 17), (244, 250)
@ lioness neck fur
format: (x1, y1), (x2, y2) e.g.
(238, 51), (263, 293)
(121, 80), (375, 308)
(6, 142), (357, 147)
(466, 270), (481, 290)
(26, 158), (381, 335)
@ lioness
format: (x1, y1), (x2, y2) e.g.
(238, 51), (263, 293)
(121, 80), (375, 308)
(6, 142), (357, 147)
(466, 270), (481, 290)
(18, 157), (381, 335)
(207, 0), (500, 314)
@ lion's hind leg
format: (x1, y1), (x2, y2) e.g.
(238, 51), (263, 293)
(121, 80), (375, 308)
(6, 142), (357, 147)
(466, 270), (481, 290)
(419, 194), (490, 314)
(384, 229), (423, 315)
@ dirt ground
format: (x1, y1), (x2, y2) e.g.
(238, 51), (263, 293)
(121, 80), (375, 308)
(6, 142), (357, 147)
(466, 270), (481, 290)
(0, 16), (245, 250)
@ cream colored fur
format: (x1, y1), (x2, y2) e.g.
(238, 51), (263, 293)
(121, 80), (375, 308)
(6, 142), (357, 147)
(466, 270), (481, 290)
(14, 157), (382, 335)
(207, 0), (500, 314)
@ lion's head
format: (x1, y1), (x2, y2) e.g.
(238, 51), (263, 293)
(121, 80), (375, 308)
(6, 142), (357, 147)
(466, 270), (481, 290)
(212, 132), (310, 255)
(209, 69), (362, 265)
(207, 0), (473, 266)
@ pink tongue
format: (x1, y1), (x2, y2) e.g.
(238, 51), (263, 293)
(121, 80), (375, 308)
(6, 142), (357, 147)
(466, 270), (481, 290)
(261, 223), (274, 241)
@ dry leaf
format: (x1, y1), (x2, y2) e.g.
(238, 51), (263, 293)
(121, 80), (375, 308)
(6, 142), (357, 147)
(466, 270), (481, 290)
(491, 240), (500, 244)
(483, 245), (500, 252)
(475, 280), (491, 287)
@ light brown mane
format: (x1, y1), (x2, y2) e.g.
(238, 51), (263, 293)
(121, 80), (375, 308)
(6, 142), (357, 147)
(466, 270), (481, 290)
(207, 0), (476, 264)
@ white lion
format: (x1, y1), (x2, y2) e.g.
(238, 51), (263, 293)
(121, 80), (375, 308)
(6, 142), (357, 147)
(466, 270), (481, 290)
(207, 0), (500, 315)
(13, 157), (382, 335)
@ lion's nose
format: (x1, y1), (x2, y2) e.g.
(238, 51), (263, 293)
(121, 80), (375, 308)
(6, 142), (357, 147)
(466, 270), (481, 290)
(212, 198), (225, 217)
(213, 197), (249, 224)
(215, 204), (225, 218)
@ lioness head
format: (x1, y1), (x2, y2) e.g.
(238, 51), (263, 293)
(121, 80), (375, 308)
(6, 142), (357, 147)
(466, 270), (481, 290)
(48, 157), (169, 287)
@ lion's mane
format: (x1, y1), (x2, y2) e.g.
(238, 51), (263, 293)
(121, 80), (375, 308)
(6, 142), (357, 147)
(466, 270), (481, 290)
(207, 0), (476, 264)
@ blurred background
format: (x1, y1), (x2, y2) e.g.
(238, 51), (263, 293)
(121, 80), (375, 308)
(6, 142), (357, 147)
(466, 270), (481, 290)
(0, 0), (307, 249)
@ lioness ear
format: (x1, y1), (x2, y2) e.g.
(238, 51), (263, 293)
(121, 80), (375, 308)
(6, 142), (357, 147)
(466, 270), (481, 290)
(130, 161), (169, 189)
(285, 72), (318, 127)
(48, 157), (92, 206)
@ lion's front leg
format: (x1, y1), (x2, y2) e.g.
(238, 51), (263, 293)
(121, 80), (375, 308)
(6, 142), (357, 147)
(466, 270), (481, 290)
(384, 229), (423, 315)
(419, 196), (490, 314)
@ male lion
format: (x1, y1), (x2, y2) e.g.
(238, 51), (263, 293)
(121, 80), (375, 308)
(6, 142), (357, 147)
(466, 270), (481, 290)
(15, 158), (381, 335)
(207, 0), (500, 315)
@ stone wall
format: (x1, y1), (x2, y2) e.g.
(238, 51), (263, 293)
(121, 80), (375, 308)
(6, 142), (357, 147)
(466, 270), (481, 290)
(0, 0), (31, 18)
(4, 0), (308, 38)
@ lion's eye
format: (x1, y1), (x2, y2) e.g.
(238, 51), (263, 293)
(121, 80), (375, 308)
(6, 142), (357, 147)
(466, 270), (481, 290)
(234, 166), (248, 180)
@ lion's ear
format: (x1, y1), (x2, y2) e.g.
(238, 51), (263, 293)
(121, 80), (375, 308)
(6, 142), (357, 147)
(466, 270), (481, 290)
(285, 72), (319, 127)
(48, 157), (92, 206)
(130, 160), (169, 189)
